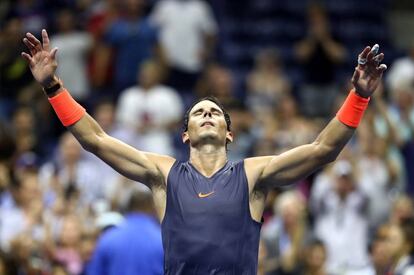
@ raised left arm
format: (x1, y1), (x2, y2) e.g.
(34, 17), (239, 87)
(246, 44), (387, 189)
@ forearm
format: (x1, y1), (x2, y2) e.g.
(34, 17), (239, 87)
(43, 77), (102, 151)
(68, 114), (106, 152)
(313, 118), (355, 162)
(314, 90), (370, 161)
(257, 90), (369, 186)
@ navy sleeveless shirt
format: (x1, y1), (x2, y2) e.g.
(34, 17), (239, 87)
(161, 160), (262, 275)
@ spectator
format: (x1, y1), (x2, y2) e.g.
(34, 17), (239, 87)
(262, 190), (309, 275)
(387, 219), (414, 274)
(51, 8), (93, 101)
(387, 77), (414, 195)
(302, 240), (327, 275)
(273, 95), (319, 152)
(197, 63), (238, 106)
(356, 118), (398, 230)
(104, 0), (160, 92)
(86, 189), (163, 275)
(151, 0), (218, 92)
(116, 59), (183, 155)
(311, 160), (370, 274)
(0, 170), (44, 253)
(39, 132), (103, 208)
(11, 105), (41, 158)
(47, 215), (84, 275)
(247, 48), (292, 113)
(365, 224), (392, 275)
(86, 0), (120, 90)
(294, 2), (346, 117)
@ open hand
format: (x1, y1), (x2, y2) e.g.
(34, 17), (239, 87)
(351, 44), (387, 98)
(21, 29), (58, 87)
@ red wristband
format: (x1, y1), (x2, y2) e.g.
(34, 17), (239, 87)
(48, 89), (86, 127)
(336, 90), (370, 128)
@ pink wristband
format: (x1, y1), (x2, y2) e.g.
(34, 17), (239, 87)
(336, 90), (370, 128)
(48, 89), (86, 127)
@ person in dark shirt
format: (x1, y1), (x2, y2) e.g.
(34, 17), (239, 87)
(22, 29), (386, 274)
(86, 189), (163, 275)
(295, 3), (347, 117)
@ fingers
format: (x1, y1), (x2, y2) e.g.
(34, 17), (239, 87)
(359, 46), (371, 60)
(373, 53), (384, 64)
(358, 44), (387, 77)
(377, 64), (387, 74)
(26, 32), (42, 51)
(357, 46), (371, 67)
(23, 37), (36, 55)
(41, 29), (50, 51)
(50, 47), (58, 60)
(21, 52), (34, 67)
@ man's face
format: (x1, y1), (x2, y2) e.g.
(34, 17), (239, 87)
(182, 100), (232, 146)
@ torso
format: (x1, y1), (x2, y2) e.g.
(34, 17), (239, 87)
(159, 160), (263, 274)
(150, 157), (268, 224)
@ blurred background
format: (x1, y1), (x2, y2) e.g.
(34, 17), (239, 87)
(0, 0), (414, 274)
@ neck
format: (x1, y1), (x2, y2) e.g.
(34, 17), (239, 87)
(189, 144), (227, 177)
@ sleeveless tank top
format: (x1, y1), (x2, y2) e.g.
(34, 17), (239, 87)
(161, 160), (262, 275)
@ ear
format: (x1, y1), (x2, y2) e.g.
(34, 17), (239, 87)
(182, 132), (190, 144)
(226, 131), (233, 144)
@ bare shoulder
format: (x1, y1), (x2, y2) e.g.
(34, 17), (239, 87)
(243, 156), (273, 191)
(144, 152), (176, 179)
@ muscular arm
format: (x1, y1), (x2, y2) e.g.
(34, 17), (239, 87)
(69, 113), (173, 186)
(21, 30), (175, 188)
(246, 118), (353, 188)
(246, 45), (387, 191)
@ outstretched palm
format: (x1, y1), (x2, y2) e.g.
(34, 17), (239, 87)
(21, 29), (58, 87)
(351, 45), (387, 98)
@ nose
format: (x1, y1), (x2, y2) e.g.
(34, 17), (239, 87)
(203, 111), (212, 118)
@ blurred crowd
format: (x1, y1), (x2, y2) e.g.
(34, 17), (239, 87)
(0, 0), (414, 274)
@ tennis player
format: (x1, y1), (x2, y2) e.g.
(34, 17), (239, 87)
(22, 29), (386, 274)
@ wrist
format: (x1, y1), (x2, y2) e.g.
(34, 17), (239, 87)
(353, 89), (370, 99)
(42, 76), (64, 97)
(41, 75), (60, 88)
(336, 89), (370, 128)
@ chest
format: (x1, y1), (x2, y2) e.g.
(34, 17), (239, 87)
(169, 164), (247, 219)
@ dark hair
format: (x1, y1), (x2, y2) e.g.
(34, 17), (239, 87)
(127, 190), (154, 213)
(182, 96), (231, 132)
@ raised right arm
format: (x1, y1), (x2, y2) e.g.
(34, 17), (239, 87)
(69, 113), (173, 185)
(22, 30), (175, 187)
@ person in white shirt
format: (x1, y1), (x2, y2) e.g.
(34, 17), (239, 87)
(116, 59), (184, 156)
(151, 0), (218, 91)
(311, 160), (370, 274)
